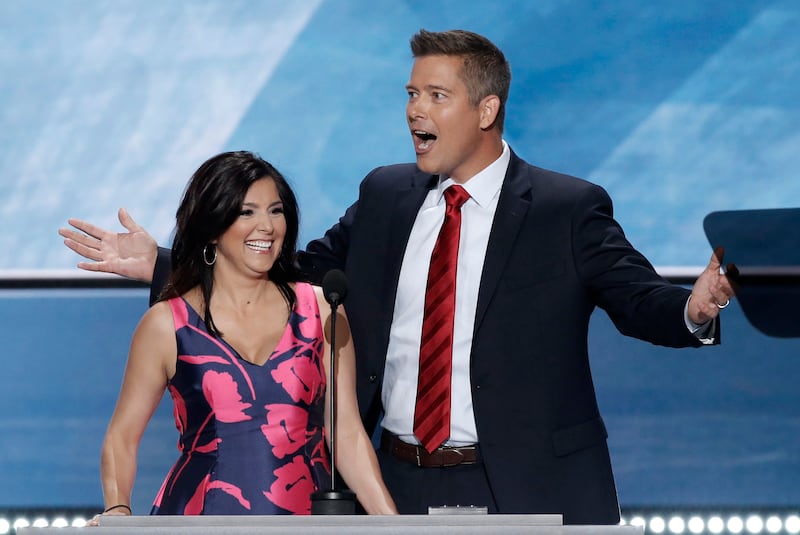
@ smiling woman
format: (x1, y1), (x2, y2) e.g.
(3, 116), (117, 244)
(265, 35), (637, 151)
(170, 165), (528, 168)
(90, 151), (396, 519)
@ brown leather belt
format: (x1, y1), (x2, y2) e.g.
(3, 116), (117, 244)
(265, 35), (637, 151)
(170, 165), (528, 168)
(380, 431), (479, 468)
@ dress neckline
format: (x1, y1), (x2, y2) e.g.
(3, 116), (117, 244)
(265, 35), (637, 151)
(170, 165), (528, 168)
(178, 295), (295, 368)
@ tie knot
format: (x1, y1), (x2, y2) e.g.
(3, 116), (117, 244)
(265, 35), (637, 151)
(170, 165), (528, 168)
(444, 185), (470, 209)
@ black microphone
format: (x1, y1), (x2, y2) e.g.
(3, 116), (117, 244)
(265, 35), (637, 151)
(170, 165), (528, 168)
(311, 269), (356, 515)
(322, 269), (348, 308)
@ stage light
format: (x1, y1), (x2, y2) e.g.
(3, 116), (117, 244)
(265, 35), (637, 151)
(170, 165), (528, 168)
(51, 517), (69, 528)
(668, 515), (686, 533)
(746, 514), (765, 533)
(728, 516), (745, 534)
(687, 515), (705, 533)
(786, 514), (800, 534)
(650, 516), (667, 533)
(12, 518), (29, 530)
(0, 519), (9, 534)
(707, 515), (726, 533)
(72, 516), (89, 527)
(765, 516), (783, 533)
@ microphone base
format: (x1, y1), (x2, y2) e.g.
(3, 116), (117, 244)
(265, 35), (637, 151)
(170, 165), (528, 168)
(311, 489), (357, 515)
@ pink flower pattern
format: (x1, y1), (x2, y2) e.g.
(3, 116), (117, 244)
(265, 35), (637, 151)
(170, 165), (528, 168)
(263, 455), (317, 515)
(261, 403), (311, 458)
(201, 370), (252, 423)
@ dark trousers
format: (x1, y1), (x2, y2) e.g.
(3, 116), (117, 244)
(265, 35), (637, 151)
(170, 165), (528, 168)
(376, 440), (499, 514)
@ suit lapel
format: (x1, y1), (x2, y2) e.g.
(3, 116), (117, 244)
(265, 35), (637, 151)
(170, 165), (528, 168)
(379, 172), (437, 333)
(474, 152), (532, 332)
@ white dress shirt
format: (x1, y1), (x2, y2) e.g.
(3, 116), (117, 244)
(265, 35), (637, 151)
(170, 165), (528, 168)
(381, 142), (510, 446)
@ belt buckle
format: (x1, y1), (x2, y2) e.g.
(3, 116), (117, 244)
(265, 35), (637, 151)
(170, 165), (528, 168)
(441, 447), (464, 468)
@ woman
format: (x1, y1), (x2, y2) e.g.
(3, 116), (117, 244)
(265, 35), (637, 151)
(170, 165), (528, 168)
(96, 151), (396, 518)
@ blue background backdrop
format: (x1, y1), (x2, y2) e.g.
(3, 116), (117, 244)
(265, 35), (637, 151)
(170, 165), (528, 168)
(1, 0), (798, 514)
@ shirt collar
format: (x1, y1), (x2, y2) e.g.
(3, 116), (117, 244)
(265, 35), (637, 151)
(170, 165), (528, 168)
(435, 140), (510, 208)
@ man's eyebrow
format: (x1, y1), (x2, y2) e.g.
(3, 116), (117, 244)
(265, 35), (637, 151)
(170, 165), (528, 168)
(405, 83), (452, 92)
(426, 84), (451, 93)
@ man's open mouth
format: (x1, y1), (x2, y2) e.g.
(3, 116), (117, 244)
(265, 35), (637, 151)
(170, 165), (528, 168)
(413, 130), (437, 151)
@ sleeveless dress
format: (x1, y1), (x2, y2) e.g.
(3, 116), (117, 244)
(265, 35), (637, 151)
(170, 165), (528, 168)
(150, 282), (330, 515)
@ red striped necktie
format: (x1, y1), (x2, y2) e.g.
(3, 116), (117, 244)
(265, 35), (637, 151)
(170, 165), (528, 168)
(413, 184), (471, 454)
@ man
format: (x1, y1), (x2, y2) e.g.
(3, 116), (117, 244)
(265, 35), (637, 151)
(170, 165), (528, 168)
(60, 29), (735, 524)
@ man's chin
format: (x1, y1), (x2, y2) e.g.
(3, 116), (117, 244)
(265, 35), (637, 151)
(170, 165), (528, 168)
(415, 155), (438, 175)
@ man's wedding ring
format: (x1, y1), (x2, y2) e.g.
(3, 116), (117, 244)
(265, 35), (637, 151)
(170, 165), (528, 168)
(716, 299), (730, 309)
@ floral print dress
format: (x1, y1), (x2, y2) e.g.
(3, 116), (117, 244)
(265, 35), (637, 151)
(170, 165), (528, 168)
(151, 282), (330, 515)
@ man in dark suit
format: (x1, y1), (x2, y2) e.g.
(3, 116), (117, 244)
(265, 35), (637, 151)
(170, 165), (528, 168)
(60, 29), (735, 524)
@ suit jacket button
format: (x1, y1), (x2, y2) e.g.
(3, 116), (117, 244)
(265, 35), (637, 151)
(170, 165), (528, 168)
(369, 374), (377, 383)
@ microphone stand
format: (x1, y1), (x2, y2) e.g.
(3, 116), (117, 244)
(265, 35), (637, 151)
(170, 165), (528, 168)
(311, 272), (357, 515)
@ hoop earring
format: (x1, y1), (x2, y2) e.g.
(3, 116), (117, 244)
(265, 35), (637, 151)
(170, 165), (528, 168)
(203, 244), (217, 266)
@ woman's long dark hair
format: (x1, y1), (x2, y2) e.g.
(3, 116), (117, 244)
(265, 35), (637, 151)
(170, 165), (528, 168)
(159, 151), (301, 337)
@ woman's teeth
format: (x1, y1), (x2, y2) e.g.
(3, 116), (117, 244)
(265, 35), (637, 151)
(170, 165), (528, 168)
(246, 240), (272, 252)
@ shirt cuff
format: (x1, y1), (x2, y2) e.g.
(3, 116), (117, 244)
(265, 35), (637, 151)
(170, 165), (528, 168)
(684, 297), (716, 345)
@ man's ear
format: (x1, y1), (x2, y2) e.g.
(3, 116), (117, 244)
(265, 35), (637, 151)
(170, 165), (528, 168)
(479, 95), (501, 130)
